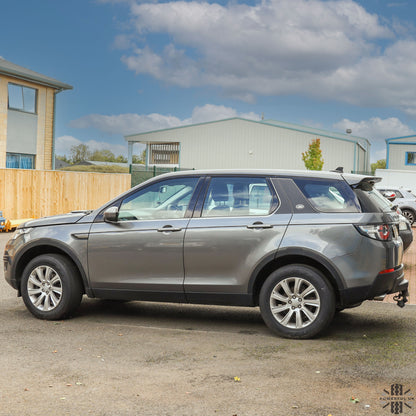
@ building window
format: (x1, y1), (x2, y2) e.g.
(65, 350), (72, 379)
(6, 153), (35, 169)
(149, 143), (180, 165)
(8, 83), (37, 114)
(405, 152), (416, 165)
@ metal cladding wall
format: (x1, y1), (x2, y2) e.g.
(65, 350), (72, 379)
(127, 118), (368, 173)
(387, 136), (416, 170)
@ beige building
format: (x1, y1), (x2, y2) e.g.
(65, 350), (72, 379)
(0, 58), (72, 170)
(125, 118), (370, 173)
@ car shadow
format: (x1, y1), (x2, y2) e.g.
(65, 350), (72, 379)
(76, 298), (269, 335)
(73, 298), (415, 339)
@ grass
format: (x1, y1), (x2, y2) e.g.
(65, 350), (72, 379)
(58, 165), (129, 174)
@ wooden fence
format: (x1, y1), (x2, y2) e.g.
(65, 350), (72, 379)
(0, 169), (131, 220)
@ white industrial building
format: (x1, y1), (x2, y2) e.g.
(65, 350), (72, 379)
(125, 118), (370, 173)
(386, 135), (416, 170)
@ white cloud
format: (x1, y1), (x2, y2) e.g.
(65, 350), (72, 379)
(70, 113), (184, 135)
(64, 104), (261, 156)
(70, 104), (261, 136)
(333, 117), (415, 142)
(114, 0), (416, 115)
(190, 104), (260, 124)
(55, 135), (128, 157)
(333, 117), (416, 162)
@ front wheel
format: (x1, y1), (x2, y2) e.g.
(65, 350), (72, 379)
(259, 265), (335, 339)
(21, 254), (83, 320)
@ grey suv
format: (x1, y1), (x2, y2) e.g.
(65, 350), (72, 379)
(3, 170), (409, 339)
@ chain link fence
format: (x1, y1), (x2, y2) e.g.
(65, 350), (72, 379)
(130, 165), (194, 187)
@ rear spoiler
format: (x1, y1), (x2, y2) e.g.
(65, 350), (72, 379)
(342, 174), (382, 190)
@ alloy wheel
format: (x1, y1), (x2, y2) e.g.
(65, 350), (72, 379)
(27, 265), (63, 311)
(269, 277), (321, 329)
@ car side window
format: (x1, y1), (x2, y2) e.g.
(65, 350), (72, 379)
(201, 177), (275, 217)
(294, 178), (361, 212)
(119, 177), (199, 221)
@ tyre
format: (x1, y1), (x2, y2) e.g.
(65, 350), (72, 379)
(21, 254), (83, 320)
(259, 265), (335, 339)
(401, 209), (415, 224)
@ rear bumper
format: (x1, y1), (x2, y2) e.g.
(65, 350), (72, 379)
(339, 264), (408, 306)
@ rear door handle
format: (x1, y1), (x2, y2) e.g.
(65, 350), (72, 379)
(246, 222), (273, 229)
(157, 225), (182, 232)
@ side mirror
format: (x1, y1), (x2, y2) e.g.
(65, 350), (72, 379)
(104, 206), (119, 223)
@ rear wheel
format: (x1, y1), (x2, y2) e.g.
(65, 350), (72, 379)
(259, 265), (335, 339)
(21, 254), (83, 320)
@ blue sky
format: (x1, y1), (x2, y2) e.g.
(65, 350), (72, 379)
(1, 0), (416, 163)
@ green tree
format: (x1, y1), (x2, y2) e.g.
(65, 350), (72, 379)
(90, 149), (116, 162)
(70, 144), (91, 164)
(371, 159), (386, 175)
(115, 154), (128, 163)
(302, 138), (324, 170)
(132, 150), (146, 164)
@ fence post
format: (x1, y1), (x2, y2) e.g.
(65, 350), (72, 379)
(153, 165), (156, 177)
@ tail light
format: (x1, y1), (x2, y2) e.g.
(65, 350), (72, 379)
(355, 224), (392, 241)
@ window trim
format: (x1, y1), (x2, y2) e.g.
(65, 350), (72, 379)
(405, 152), (416, 166)
(7, 83), (38, 115)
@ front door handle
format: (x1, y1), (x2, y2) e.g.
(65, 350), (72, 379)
(246, 222), (273, 229)
(157, 225), (183, 232)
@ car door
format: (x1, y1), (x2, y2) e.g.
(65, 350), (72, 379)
(88, 176), (201, 301)
(183, 176), (292, 304)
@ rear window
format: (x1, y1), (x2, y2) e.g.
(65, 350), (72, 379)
(354, 188), (393, 213)
(293, 178), (361, 213)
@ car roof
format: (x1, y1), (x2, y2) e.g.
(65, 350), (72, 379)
(153, 169), (379, 187)
(155, 168), (363, 180)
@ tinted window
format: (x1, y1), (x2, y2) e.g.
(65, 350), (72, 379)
(119, 177), (198, 220)
(294, 178), (361, 213)
(202, 177), (276, 217)
(354, 188), (394, 213)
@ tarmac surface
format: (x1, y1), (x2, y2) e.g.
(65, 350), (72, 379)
(1, 231), (415, 416)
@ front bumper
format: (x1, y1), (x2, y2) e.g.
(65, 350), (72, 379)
(3, 249), (18, 290)
(339, 264), (408, 306)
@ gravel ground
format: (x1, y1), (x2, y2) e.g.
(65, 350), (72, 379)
(1, 232), (415, 416)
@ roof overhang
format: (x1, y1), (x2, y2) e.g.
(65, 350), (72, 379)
(0, 58), (72, 91)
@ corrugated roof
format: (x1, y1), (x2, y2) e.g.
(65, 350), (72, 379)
(0, 58), (72, 91)
(262, 119), (369, 145)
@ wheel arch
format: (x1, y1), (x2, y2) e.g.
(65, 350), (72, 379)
(12, 240), (92, 297)
(249, 248), (346, 306)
